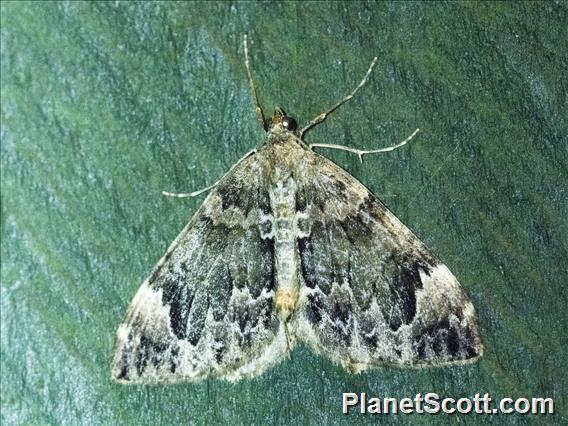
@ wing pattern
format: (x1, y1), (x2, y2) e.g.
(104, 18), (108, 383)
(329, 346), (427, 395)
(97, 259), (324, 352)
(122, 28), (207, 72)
(112, 139), (482, 383)
(112, 153), (287, 383)
(292, 152), (482, 371)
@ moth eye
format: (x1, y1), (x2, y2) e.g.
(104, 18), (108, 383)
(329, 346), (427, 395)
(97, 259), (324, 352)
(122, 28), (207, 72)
(282, 116), (298, 131)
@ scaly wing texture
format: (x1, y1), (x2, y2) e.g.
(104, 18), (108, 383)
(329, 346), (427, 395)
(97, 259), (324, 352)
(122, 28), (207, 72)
(292, 151), (482, 371)
(112, 153), (287, 383)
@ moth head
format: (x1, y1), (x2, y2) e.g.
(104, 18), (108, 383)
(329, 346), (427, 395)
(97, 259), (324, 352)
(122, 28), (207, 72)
(265, 107), (298, 133)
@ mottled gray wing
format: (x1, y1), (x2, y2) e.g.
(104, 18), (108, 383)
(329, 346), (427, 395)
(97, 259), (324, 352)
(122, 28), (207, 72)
(292, 153), (482, 372)
(112, 152), (287, 383)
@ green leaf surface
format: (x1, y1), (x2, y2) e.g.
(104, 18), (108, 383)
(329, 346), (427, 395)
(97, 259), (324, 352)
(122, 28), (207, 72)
(2, 1), (566, 424)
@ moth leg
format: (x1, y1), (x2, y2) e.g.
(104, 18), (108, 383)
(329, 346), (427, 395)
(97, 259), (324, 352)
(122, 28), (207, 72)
(310, 128), (420, 163)
(162, 182), (218, 198)
(243, 34), (267, 130)
(162, 149), (257, 198)
(299, 57), (378, 139)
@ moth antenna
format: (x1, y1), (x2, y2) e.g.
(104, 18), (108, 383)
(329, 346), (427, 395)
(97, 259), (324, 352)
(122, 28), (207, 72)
(243, 34), (267, 130)
(300, 57), (378, 140)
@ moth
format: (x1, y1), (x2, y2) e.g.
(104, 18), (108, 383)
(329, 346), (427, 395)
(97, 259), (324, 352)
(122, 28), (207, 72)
(112, 36), (482, 383)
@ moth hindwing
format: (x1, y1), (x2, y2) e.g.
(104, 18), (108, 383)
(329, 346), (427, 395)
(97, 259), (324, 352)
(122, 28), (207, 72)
(112, 40), (482, 384)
